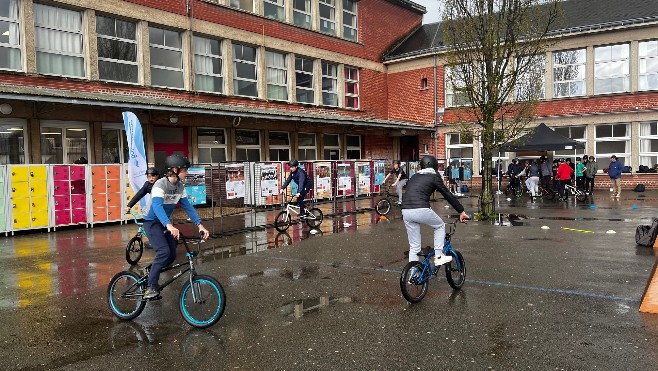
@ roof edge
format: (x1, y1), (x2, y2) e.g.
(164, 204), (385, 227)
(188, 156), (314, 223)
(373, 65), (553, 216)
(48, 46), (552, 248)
(385, 0), (426, 14)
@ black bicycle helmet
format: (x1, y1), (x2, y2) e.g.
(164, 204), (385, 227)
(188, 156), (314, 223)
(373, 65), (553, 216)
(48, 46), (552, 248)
(419, 155), (439, 171)
(288, 160), (299, 167)
(165, 155), (191, 171)
(145, 167), (159, 176)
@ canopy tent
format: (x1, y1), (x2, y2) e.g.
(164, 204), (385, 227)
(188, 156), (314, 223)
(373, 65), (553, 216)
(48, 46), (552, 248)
(499, 123), (586, 152)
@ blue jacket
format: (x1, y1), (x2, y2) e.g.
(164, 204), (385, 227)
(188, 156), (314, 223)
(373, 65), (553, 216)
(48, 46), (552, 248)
(282, 168), (312, 190)
(608, 161), (623, 179)
(144, 177), (202, 226)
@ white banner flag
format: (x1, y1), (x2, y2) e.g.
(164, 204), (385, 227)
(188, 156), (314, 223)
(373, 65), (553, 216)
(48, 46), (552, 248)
(122, 111), (149, 209)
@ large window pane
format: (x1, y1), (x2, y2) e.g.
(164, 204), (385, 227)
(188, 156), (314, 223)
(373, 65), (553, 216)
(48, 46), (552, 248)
(296, 57), (314, 103)
(99, 61), (138, 83)
(639, 40), (658, 91)
(149, 27), (183, 88)
(293, 0), (311, 28)
(266, 50), (287, 100)
(34, 4), (84, 77)
(97, 16), (138, 83)
(0, 0), (21, 71)
(230, 0), (254, 12)
(194, 36), (223, 94)
(553, 49), (586, 98)
(264, 0), (285, 21)
(342, 0), (357, 41)
(594, 44), (630, 94)
(0, 122), (25, 164)
(233, 44), (258, 97)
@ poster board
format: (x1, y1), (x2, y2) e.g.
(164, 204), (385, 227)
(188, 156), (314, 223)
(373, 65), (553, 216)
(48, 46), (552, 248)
(225, 163), (245, 200)
(260, 164), (279, 197)
(373, 160), (386, 193)
(408, 161), (420, 178)
(314, 162), (332, 199)
(336, 162), (354, 196)
(462, 159), (473, 181)
(184, 166), (207, 205)
(356, 161), (371, 195)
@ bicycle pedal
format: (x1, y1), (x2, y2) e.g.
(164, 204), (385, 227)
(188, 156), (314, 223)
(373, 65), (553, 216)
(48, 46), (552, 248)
(146, 295), (162, 301)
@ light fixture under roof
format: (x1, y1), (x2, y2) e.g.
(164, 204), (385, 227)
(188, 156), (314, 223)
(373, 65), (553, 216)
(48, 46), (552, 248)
(8, 127), (23, 131)
(0, 103), (12, 115)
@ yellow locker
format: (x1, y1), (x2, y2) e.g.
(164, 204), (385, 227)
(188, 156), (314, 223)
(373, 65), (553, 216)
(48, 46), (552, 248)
(29, 166), (48, 181)
(31, 197), (49, 212)
(12, 198), (30, 214)
(31, 211), (49, 227)
(10, 166), (29, 183)
(13, 214), (30, 229)
(30, 181), (48, 197)
(11, 182), (29, 198)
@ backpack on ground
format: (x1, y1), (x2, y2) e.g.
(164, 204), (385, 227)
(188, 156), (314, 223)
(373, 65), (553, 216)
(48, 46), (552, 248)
(461, 184), (469, 193)
(634, 184), (646, 192)
(636, 218), (658, 247)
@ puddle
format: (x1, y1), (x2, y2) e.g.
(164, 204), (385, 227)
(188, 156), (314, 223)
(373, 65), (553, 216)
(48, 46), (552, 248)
(279, 296), (355, 319)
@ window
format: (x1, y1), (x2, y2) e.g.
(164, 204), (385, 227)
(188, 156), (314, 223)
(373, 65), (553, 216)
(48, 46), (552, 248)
(594, 44), (629, 94)
(298, 132), (316, 160)
(552, 125), (586, 159)
(553, 49), (586, 98)
(264, 0), (284, 21)
(34, 4), (84, 77)
(230, 0), (254, 12)
(346, 134), (361, 159)
(323, 134), (340, 160)
(420, 78), (428, 90)
(194, 36), (223, 93)
(266, 50), (287, 101)
(319, 0), (336, 35)
(149, 27), (183, 89)
(639, 40), (658, 91)
(233, 44), (258, 97)
(0, 119), (26, 164)
(235, 129), (260, 161)
(295, 56), (314, 104)
(640, 121), (658, 167)
(40, 122), (89, 164)
(269, 131), (290, 161)
(345, 67), (359, 109)
(198, 128), (227, 164)
(595, 123), (630, 166)
(321, 62), (338, 106)
(101, 124), (128, 163)
(0, 0), (21, 71)
(445, 65), (469, 107)
(516, 55), (545, 100)
(292, 0), (311, 29)
(342, 0), (357, 41)
(445, 132), (473, 160)
(96, 16), (138, 84)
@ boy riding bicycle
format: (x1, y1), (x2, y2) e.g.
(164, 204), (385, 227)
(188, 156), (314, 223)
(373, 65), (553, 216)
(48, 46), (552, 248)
(401, 155), (469, 266)
(279, 160), (313, 218)
(142, 155), (209, 300)
(125, 167), (159, 213)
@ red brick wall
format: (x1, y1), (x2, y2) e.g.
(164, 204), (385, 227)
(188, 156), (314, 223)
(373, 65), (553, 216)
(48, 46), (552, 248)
(363, 133), (395, 160)
(387, 66), (438, 124)
(535, 93), (658, 118)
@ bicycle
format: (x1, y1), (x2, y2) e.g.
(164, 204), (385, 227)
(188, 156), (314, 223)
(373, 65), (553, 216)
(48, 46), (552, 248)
(375, 185), (402, 216)
(537, 184), (557, 200)
(107, 232), (226, 328)
(274, 194), (323, 232)
(558, 182), (588, 202)
(400, 219), (467, 303)
(125, 210), (147, 265)
(504, 176), (524, 198)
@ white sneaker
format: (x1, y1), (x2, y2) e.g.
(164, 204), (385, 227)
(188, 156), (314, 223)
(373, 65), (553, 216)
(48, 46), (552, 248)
(434, 254), (453, 266)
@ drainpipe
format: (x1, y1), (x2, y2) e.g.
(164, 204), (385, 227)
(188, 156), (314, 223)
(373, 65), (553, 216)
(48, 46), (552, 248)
(433, 54), (438, 158)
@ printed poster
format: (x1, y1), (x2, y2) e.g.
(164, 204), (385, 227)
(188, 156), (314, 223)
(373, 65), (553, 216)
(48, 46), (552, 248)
(225, 164), (245, 200)
(408, 161), (420, 178)
(357, 162), (371, 195)
(374, 160), (386, 186)
(314, 162), (332, 199)
(462, 159), (473, 181)
(337, 164), (352, 192)
(260, 164), (279, 197)
(185, 167), (207, 205)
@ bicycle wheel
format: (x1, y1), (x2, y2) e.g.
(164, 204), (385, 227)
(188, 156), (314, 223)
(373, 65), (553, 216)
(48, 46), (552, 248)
(274, 210), (291, 232)
(375, 198), (391, 215)
(445, 250), (466, 290)
(107, 271), (147, 320)
(504, 186), (511, 196)
(125, 236), (144, 265)
(515, 186), (524, 198)
(543, 188), (556, 200)
(305, 207), (323, 228)
(179, 275), (226, 328)
(576, 190), (588, 202)
(400, 261), (429, 303)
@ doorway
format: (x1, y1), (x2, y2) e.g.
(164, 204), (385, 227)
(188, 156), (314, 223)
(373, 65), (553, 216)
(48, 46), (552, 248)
(399, 135), (419, 161)
(153, 127), (188, 174)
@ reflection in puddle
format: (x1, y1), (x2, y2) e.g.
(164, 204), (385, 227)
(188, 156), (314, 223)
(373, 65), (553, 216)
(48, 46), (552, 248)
(279, 296), (354, 319)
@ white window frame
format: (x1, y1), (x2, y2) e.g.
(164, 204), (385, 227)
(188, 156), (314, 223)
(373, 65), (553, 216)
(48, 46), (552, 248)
(235, 129), (261, 161)
(639, 121), (658, 167)
(229, 0), (254, 12)
(297, 132), (317, 160)
(445, 132), (474, 161)
(33, 4), (85, 78)
(445, 65), (469, 107)
(40, 120), (91, 164)
(295, 56), (314, 104)
(149, 27), (184, 89)
(594, 123), (631, 166)
(268, 131), (290, 161)
(193, 35), (223, 94)
(0, 118), (28, 164)
(594, 43), (630, 94)
(100, 123), (128, 163)
(639, 40), (658, 92)
(319, 0), (336, 35)
(516, 55), (545, 100)
(321, 62), (338, 107)
(96, 15), (139, 84)
(323, 133), (340, 160)
(233, 43), (258, 98)
(553, 48), (587, 98)
(266, 50), (288, 101)
(263, 0), (285, 21)
(344, 66), (359, 109)
(342, 0), (357, 42)
(197, 127), (228, 164)
(552, 125), (587, 159)
(346, 134), (361, 160)
(0, 0), (21, 71)
(292, 0), (311, 29)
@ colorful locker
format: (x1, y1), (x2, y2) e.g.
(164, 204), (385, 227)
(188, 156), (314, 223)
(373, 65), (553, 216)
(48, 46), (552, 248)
(0, 166), (7, 234)
(9, 165), (52, 232)
(90, 164), (123, 226)
(53, 165), (88, 228)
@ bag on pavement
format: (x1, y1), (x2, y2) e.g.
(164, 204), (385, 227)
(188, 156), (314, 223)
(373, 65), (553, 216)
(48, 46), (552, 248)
(461, 185), (469, 193)
(636, 218), (658, 247)
(634, 184), (646, 192)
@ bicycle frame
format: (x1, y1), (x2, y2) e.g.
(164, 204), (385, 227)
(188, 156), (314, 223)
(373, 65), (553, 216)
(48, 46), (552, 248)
(413, 222), (462, 285)
(128, 210), (147, 237)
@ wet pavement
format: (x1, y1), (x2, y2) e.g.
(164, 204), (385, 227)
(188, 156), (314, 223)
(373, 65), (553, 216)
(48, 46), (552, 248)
(2, 191), (658, 369)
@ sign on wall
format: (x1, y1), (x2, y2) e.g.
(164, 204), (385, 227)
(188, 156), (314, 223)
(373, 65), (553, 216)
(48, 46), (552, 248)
(185, 167), (207, 205)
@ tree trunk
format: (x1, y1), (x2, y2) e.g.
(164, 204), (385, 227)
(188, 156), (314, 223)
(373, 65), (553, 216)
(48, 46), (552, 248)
(480, 147), (495, 216)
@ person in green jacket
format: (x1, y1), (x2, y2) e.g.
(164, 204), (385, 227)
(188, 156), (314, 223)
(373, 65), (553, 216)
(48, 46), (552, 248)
(575, 157), (586, 190)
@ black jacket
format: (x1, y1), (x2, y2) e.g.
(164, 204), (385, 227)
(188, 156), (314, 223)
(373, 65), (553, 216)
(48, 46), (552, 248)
(282, 168), (312, 190)
(401, 172), (465, 213)
(127, 181), (154, 208)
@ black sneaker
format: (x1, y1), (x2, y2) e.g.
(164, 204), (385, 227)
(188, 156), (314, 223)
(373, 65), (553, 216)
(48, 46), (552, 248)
(143, 288), (160, 300)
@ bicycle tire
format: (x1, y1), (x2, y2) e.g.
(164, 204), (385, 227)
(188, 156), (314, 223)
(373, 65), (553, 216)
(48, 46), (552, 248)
(504, 187), (510, 196)
(179, 275), (226, 328)
(107, 271), (147, 320)
(375, 198), (391, 215)
(400, 261), (429, 303)
(305, 207), (323, 228)
(274, 210), (291, 232)
(576, 191), (588, 202)
(544, 188), (556, 200)
(515, 186), (524, 198)
(125, 236), (144, 265)
(445, 250), (466, 290)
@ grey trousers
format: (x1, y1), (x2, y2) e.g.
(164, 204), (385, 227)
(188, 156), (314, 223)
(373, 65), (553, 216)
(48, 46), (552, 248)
(396, 179), (408, 201)
(401, 208), (445, 262)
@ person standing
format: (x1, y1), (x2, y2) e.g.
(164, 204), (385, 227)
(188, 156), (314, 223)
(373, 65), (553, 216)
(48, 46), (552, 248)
(575, 157), (585, 190)
(608, 155), (623, 198)
(526, 160), (541, 200)
(556, 158), (574, 201)
(540, 156), (552, 190)
(585, 156), (598, 194)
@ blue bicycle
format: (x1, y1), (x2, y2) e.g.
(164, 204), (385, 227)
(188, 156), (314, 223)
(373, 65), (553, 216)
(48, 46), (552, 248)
(126, 210), (147, 265)
(400, 220), (466, 303)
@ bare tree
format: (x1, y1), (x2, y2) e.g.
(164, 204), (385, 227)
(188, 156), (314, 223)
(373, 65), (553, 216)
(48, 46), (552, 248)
(442, 0), (563, 216)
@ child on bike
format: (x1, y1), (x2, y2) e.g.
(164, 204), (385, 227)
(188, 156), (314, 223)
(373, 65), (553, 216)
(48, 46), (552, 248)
(125, 167), (159, 213)
(384, 160), (408, 205)
(142, 155), (209, 299)
(280, 160), (313, 218)
(401, 155), (469, 266)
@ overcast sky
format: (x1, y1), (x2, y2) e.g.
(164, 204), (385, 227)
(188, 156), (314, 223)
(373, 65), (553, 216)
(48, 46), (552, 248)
(416, 0), (442, 24)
